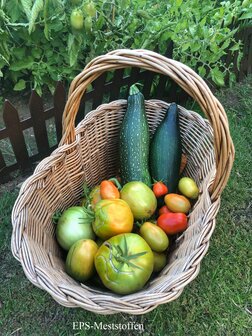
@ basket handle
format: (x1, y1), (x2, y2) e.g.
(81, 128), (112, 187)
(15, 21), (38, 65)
(60, 49), (234, 201)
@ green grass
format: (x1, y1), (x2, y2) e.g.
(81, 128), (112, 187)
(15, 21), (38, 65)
(0, 77), (252, 336)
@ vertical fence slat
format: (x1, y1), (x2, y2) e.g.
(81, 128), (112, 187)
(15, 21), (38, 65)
(165, 40), (174, 58)
(29, 91), (50, 155)
(3, 100), (29, 168)
(109, 69), (125, 101)
(53, 81), (66, 142)
(239, 28), (248, 81)
(142, 71), (156, 99)
(0, 149), (7, 172)
(92, 73), (107, 109)
(242, 28), (252, 80)
(245, 28), (252, 75)
(155, 75), (169, 100)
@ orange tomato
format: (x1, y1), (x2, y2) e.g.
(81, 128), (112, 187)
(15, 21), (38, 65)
(100, 180), (120, 200)
(164, 193), (191, 214)
(93, 199), (134, 240)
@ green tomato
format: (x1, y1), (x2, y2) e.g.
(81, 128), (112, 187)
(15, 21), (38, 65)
(84, 16), (92, 32)
(178, 177), (199, 199)
(153, 251), (167, 273)
(83, 1), (96, 17)
(56, 206), (95, 250)
(66, 239), (98, 282)
(95, 233), (154, 294)
(70, 9), (84, 30)
(140, 222), (169, 252)
(120, 181), (157, 220)
(242, 0), (250, 8)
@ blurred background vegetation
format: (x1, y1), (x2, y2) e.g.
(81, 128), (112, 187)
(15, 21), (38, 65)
(0, 0), (251, 96)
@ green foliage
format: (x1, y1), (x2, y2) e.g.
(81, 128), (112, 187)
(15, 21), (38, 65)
(0, 0), (251, 94)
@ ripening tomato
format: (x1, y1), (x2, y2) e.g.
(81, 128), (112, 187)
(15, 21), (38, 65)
(120, 181), (157, 220)
(100, 180), (120, 200)
(93, 199), (134, 240)
(153, 251), (167, 272)
(153, 181), (168, 198)
(139, 222), (169, 252)
(164, 193), (191, 214)
(66, 239), (98, 282)
(157, 213), (188, 235)
(158, 205), (173, 216)
(178, 177), (199, 199)
(95, 233), (154, 294)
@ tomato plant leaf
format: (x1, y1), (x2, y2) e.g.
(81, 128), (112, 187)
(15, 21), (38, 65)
(14, 79), (26, 91)
(20, 0), (32, 19)
(229, 42), (241, 52)
(28, 0), (44, 34)
(211, 67), (225, 87)
(9, 57), (34, 71)
(198, 66), (206, 77)
(239, 11), (252, 20)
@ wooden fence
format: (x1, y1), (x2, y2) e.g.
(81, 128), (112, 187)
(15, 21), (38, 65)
(0, 26), (252, 183)
(1, 42), (191, 183)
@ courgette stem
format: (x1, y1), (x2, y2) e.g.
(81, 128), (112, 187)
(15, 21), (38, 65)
(129, 84), (140, 95)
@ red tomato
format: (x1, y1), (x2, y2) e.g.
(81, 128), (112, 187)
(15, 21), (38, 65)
(158, 205), (173, 216)
(157, 213), (188, 235)
(153, 181), (168, 198)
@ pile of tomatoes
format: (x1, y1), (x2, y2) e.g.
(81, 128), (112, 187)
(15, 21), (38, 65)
(53, 176), (199, 295)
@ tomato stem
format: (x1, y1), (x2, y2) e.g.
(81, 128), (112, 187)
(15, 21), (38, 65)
(106, 239), (146, 270)
(108, 177), (122, 190)
(81, 206), (95, 220)
(134, 221), (143, 228)
(52, 210), (62, 224)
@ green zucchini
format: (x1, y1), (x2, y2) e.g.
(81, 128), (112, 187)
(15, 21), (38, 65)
(119, 84), (151, 186)
(150, 103), (182, 193)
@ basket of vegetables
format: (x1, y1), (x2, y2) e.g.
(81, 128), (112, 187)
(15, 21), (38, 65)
(11, 49), (234, 315)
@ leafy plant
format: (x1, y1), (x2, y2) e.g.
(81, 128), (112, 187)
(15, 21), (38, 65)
(0, 0), (251, 95)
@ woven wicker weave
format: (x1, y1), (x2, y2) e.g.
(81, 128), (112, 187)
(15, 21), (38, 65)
(11, 49), (234, 315)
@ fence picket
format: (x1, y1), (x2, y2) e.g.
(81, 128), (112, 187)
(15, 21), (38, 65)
(0, 149), (7, 174)
(3, 100), (29, 169)
(109, 69), (125, 101)
(53, 82), (66, 142)
(29, 91), (50, 155)
(92, 73), (107, 109)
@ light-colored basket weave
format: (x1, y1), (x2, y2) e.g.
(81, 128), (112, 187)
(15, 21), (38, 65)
(11, 49), (234, 315)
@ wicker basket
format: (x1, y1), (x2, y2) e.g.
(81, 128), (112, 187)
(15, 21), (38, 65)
(11, 49), (234, 315)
